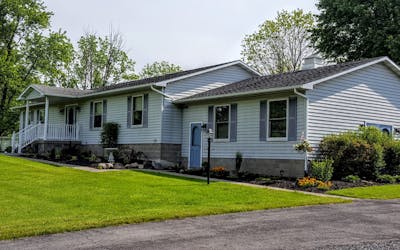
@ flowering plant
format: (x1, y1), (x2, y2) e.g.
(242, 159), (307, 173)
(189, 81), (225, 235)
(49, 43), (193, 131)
(294, 140), (313, 153)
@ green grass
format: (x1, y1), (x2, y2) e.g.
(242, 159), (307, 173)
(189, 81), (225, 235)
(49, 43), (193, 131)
(0, 155), (347, 240)
(328, 184), (400, 199)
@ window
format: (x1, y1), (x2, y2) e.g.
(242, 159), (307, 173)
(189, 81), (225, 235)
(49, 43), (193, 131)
(215, 105), (230, 139)
(94, 101), (103, 128)
(132, 96), (143, 126)
(268, 99), (288, 139)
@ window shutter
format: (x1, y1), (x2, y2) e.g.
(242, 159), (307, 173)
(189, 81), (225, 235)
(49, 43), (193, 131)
(259, 100), (267, 141)
(142, 93), (149, 128)
(208, 106), (214, 131)
(230, 104), (237, 142)
(89, 102), (94, 130)
(102, 99), (107, 125)
(127, 96), (132, 128)
(288, 96), (297, 141)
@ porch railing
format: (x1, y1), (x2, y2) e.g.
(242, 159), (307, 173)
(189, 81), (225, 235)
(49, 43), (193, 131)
(13, 123), (80, 152)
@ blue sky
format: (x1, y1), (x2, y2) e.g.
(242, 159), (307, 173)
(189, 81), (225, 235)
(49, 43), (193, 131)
(44, 0), (318, 70)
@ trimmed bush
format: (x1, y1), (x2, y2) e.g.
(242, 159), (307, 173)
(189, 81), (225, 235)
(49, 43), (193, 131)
(342, 175), (361, 183)
(319, 127), (386, 180)
(383, 141), (400, 175)
(377, 174), (397, 184)
(311, 159), (334, 182)
(101, 122), (120, 148)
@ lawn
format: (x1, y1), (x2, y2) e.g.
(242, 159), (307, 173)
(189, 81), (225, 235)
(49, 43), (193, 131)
(328, 184), (400, 199)
(0, 155), (347, 240)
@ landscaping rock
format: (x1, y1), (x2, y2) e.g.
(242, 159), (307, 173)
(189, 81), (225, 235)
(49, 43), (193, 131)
(97, 163), (107, 169)
(105, 163), (113, 169)
(125, 163), (139, 169)
(113, 163), (124, 169)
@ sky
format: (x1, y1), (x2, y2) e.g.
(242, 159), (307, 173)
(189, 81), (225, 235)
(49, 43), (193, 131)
(44, 0), (318, 71)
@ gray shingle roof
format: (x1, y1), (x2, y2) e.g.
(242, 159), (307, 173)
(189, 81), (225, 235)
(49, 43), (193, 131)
(32, 84), (93, 97)
(178, 57), (385, 102)
(29, 61), (239, 98)
(90, 61), (237, 93)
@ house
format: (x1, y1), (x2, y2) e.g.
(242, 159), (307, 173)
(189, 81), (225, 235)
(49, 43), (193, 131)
(14, 56), (400, 177)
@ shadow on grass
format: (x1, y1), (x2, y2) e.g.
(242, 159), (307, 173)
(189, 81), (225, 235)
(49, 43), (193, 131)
(131, 169), (213, 184)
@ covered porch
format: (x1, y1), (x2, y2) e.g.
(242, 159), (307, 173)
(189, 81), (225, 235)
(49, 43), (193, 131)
(12, 85), (89, 153)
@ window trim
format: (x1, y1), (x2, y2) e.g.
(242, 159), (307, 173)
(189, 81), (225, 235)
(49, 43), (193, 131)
(214, 104), (230, 142)
(93, 100), (103, 129)
(267, 98), (289, 141)
(131, 94), (144, 127)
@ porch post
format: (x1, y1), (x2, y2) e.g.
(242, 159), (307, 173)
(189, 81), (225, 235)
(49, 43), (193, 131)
(44, 96), (49, 140)
(25, 100), (29, 129)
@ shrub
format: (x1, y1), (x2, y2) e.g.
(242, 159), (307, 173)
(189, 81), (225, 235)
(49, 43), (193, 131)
(101, 122), (120, 148)
(342, 175), (361, 183)
(210, 166), (230, 179)
(317, 181), (332, 191)
(383, 141), (400, 175)
(294, 140), (313, 153)
(235, 152), (243, 173)
(376, 174), (397, 184)
(319, 127), (385, 180)
(311, 159), (334, 182)
(5, 146), (12, 153)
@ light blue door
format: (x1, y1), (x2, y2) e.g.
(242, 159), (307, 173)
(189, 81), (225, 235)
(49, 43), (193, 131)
(189, 123), (202, 168)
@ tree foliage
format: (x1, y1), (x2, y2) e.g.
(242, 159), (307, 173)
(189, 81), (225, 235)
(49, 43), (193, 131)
(139, 61), (182, 79)
(0, 0), (74, 135)
(71, 31), (138, 89)
(241, 9), (315, 75)
(311, 0), (400, 64)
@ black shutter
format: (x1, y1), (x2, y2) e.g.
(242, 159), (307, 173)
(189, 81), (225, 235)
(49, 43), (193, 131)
(143, 94), (149, 128)
(230, 104), (237, 142)
(259, 100), (267, 141)
(288, 96), (297, 141)
(208, 106), (214, 131)
(89, 102), (94, 130)
(102, 99), (107, 125)
(127, 96), (132, 128)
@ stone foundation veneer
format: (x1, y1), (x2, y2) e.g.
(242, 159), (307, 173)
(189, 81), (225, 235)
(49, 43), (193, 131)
(182, 157), (305, 177)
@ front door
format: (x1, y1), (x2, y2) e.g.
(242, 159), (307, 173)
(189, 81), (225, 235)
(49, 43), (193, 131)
(189, 123), (202, 168)
(65, 107), (76, 125)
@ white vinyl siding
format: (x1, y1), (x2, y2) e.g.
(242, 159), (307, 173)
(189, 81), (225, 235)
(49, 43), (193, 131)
(78, 91), (162, 145)
(161, 65), (255, 144)
(307, 63), (400, 151)
(182, 94), (306, 160)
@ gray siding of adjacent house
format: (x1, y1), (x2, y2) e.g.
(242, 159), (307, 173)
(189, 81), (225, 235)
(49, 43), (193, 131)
(161, 65), (255, 144)
(307, 63), (400, 151)
(181, 93), (307, 161)
(78, 91), (162, 145)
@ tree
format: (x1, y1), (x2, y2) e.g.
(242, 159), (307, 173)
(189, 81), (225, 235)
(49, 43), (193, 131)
(0, 0), (74, 135)
(139, 61), (182, 79)
(241, 9), (315, 75)
(311, 0), (400, 64)
(71, 30), (138, 89)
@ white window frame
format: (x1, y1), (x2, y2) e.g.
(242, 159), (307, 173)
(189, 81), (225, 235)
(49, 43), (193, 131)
(93, 100), (103, 129)
(267, 98), (289, 141)
(214, 104), (230, 142)
(131, 94), (144, 127)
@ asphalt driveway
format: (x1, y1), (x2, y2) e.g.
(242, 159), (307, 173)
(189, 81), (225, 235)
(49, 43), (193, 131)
(1, 199), (400, 250)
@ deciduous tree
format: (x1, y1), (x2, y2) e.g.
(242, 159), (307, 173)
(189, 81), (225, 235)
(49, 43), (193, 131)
(241, 9), (315, 75)
(139, 61), (182, 79)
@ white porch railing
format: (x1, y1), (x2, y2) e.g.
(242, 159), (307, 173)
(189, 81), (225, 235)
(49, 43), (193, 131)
(13, 123), (80, 152)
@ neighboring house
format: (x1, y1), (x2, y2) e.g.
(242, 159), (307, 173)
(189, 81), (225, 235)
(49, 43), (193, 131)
(14, 57), (400, 177)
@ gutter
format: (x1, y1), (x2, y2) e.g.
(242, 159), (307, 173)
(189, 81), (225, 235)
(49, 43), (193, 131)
(150, 85), (175, 101)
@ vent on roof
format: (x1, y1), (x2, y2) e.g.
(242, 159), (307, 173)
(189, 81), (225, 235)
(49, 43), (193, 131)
(301, 54), (325, 70)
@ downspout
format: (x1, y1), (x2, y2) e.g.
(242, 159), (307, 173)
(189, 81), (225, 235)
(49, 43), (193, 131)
(294, 88), (309, 175)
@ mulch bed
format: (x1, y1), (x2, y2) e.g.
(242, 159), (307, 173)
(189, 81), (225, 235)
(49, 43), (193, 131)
(250, 179), (380, 193)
